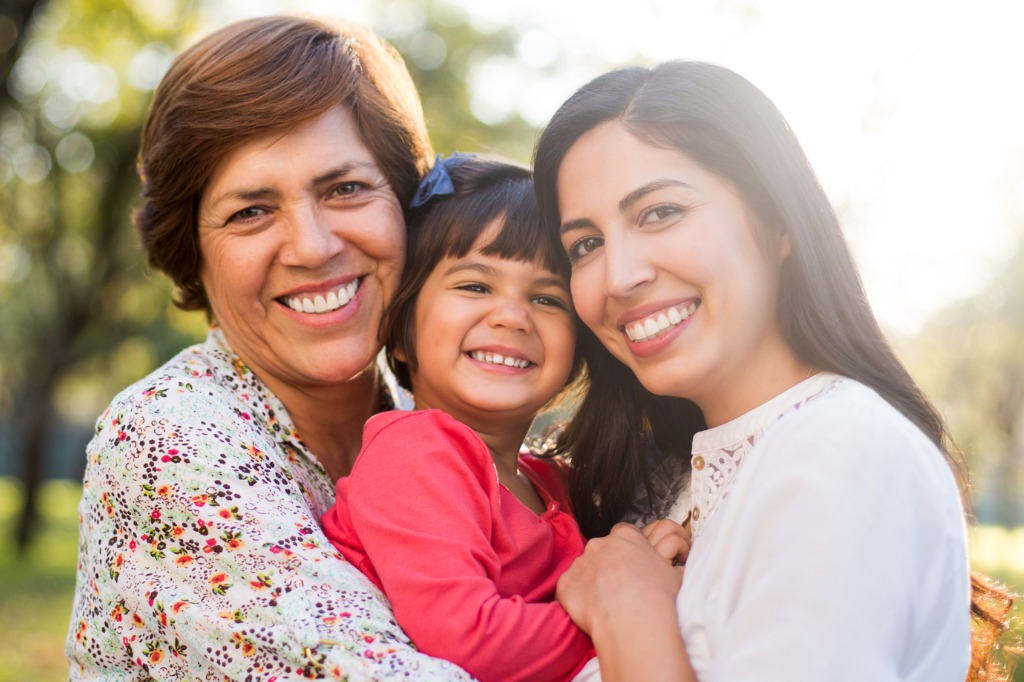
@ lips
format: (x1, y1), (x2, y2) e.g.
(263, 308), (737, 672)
(624, 301), (698, 342)
(466, 350), (534, 369)
(280, 279), (360, 314)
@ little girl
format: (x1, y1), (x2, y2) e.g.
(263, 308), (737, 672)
(321, 155), (597, 681)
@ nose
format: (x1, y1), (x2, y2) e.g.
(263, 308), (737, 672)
(603, 232), (655, 298)
(488, 297), (533, 334)
(279, 202), (344, 268)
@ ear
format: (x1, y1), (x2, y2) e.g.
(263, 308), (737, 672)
(391, 345), (408, 363)
(777, 229), (791, 263)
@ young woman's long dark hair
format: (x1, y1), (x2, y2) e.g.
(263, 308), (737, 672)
(534, 60), (1015, 681)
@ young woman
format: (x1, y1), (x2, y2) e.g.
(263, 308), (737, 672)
(533, 61), (1012, 682)
(322, 155), (608, 681)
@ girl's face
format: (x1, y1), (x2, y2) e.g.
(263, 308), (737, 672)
(406, 220), (576, 435)
(557, 121), (798, 426)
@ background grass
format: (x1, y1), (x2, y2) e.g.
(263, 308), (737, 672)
(1, 478), (1021, 682)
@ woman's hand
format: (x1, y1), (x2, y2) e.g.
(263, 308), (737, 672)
(556, 523), (683, 635)
(557, 522), (694, 681)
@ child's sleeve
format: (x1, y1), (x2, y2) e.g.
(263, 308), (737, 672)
(344, 411), (594, 682)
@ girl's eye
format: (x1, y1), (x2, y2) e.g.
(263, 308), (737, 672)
(456, 283), (489, 294)
(533, 294), (568, 310)
(227, 206), (267, 224)
(566, 235), (603, 263)
(640, 204), (681, 225)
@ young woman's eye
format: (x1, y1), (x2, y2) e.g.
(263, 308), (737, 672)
(566, 236), (603, 262)
(639, 204), (682, 225)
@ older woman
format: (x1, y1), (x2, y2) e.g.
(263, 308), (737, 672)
(66, 16), (471, 680)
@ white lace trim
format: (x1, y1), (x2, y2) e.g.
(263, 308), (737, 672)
(688, 373), (843, 541)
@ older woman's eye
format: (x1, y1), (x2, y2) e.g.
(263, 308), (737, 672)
(228, 206), (267, 223)
(567, 236), (603, 263)
(330, 182), (363, 197)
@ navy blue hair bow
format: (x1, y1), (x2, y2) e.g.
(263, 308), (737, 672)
(410, 153), (472, 208)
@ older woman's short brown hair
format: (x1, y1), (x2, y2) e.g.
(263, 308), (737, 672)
(135, 15), (433, 313)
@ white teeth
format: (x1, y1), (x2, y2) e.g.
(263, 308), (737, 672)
(469, 350), (531, 369)
(625, 302), (698, 342)
(283, 279), (359, 315)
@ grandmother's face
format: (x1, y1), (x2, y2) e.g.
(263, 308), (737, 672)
(197, 106), (404, 395)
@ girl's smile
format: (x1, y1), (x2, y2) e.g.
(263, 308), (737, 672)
(407, 220), (576, 437)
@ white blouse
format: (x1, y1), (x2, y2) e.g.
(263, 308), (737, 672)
(674, 374), (971, 681)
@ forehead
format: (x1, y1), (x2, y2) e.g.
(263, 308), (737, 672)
(202, 106), (374, 199)
(556, 121), (709, 214)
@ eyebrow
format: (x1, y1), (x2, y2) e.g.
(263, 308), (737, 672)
(560, 178), (694, 235)
(619, 179), (693, 211)
(205, 161), (379, 209)
(444, 260), (568, 289)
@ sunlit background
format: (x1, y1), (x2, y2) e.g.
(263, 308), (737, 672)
(1, 0), (1022, 679)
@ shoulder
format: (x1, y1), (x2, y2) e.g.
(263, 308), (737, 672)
(95, 333), (248, 432)
(355, 409), (491, 476)
(766, 378), (938, 463)
(752, 377), (961, 514)
(363, 408), (477, 446)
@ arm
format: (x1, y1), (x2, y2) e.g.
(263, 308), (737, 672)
(68, 380), (471, 681)
(339, 411), (593, 682)
(557, 393), (970, 682)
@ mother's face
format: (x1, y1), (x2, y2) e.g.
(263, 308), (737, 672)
(196, 105), (405, 393)
(556, 121), (790, 424)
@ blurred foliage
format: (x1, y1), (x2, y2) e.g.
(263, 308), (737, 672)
(899, 234), (1024, 526)
(0, 0), (598, 547)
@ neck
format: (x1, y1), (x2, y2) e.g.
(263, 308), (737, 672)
(697, 334), (815, 428)
(265, 364), (381, 482)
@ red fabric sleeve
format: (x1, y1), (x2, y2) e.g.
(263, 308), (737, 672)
(344, 410), (593, 682)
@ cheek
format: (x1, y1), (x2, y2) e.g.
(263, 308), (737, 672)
(569, 270), (604, 330)
(368, 213), (407, 291)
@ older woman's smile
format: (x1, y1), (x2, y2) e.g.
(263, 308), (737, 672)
(198, 105), (405, 395)
(281, 278), (361, 314)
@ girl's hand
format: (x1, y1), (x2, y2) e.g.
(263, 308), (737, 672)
(556, 522), (683, 636)
(640, 518), (691, 565)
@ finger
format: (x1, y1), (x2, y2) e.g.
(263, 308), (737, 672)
(642, 519), (688, 547)
(651, 533), (691, 564)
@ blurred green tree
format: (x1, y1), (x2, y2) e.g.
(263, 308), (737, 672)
(902, 228), (1024, 526)
(0, 0), (575, 551)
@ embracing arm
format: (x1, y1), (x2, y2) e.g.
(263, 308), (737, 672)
(68, 383), (471, 681)
(556, 393), (970, 682)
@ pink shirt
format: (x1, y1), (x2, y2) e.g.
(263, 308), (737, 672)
(322, 409), (595, 682)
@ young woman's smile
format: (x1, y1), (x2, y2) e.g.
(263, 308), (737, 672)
(557, 121), (799, 425)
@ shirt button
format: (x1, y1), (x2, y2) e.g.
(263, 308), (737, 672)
(692, 506), (700, 521)
(692, 455), (705, 470)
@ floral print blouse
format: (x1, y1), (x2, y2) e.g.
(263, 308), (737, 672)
(66, 329), (473, 681)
